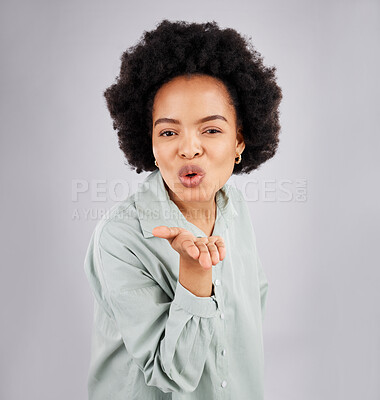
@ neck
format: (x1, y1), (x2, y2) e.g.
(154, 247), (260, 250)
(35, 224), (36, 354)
(164, 182), (216, 225)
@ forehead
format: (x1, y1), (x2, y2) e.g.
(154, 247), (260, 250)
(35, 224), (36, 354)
(152, 75), (234, 115)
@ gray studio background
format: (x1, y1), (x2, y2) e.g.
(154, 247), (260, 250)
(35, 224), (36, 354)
(1, 0), (379, 399)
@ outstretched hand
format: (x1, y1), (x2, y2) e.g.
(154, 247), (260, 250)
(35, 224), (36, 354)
(152, 226), (226, 270)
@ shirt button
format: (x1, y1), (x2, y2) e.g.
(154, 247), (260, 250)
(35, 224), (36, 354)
(220, 312), (225, 320)
(214, 279), (221, 286)
(221, 380), (227, 388)
(221, 349), (226, 356)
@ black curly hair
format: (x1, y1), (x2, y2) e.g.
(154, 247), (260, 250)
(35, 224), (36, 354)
(104, 19), (282, 174)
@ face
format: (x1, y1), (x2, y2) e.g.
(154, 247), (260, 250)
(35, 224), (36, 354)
(152, 74), (245, 207)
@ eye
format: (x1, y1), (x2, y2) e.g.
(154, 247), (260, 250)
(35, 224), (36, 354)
(159, 130), (177, 137)
(159, 129), (221, 137)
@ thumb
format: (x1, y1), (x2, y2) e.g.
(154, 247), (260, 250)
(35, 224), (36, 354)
(152, 226), (185, 239)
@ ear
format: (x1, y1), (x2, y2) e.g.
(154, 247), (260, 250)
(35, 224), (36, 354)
(236, 127), (245, 154)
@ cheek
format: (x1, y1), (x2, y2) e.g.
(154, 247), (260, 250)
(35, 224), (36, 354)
(153, 142), (171, 159)
(209, 141), (236, 158)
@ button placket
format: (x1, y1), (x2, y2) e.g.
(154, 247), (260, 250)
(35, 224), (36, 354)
(212, 279), (225, 320)
(213, 262), (229, 393)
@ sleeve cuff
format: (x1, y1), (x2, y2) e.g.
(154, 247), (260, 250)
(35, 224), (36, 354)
(173, 280), (218, 318)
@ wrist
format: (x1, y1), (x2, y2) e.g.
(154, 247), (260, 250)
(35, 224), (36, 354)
(179, 256), (213, 297)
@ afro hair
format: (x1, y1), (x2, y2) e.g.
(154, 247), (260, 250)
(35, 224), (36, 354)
(104, 19), (282, 174)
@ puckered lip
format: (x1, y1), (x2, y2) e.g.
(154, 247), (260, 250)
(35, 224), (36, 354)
(178, 164), (206, 178)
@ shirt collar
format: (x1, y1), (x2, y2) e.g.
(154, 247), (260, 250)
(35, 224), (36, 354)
(134, 169), (238, 239)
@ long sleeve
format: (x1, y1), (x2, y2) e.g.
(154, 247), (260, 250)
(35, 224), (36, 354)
(84, 224), (219, 394)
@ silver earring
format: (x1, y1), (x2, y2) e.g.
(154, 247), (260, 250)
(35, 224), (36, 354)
(235, 153), (242, 164)
(154, 160), (158, 168)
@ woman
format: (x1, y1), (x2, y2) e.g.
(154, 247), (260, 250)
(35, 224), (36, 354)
(84, 19), (282, 399)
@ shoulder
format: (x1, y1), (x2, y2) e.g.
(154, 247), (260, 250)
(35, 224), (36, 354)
(84, 196), (160, 299)
(223, 182), (246, 210)
(224, 182), (255, 228)
(90, 195), (143, 256)
(225, 182), (244, 200)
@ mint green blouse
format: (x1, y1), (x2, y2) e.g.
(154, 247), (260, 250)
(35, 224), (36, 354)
(84, 168), (269, 400)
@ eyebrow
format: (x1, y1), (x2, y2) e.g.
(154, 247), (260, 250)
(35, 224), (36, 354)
(154, 114), (228, 127)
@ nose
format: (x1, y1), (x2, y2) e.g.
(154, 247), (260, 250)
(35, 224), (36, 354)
(178, 132), (203, 159)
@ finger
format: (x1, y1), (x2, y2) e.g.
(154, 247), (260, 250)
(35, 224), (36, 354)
(195, 241), (212, 269)
(181, 238), (200, 260)
(206, 242), (220, 265)
(213, 237), (226, 260)
(152, 226), (185, 239)
(195, 236), (209, 243)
